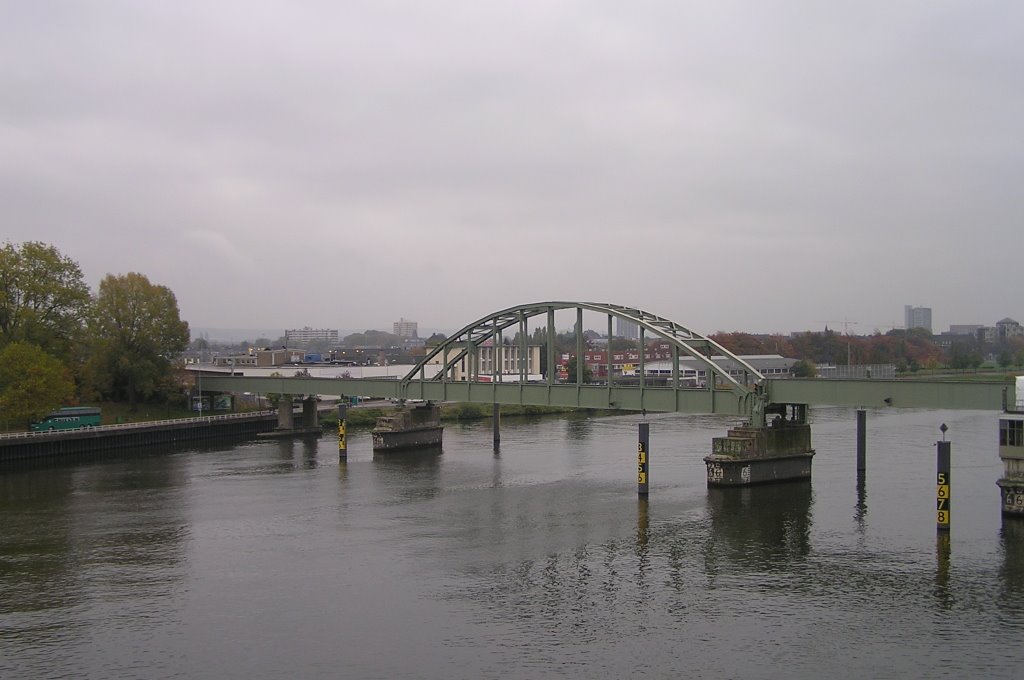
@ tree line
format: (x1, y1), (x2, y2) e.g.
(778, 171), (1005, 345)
(0, 241), (189, 428)
(710, 327), (1024, 373)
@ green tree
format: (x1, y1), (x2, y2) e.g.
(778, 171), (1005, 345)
(791, 359), (817, 377)
(0, 241), (91, 355)
(949, 343), (972, 371)
(88, 273), (190, 407)
(565, 356), (594, 383)
(0, 342), (75, 428)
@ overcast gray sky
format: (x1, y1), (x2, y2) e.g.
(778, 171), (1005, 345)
(3, 1), (1021, 337)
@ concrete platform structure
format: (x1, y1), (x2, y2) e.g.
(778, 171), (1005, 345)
(372, 403), (443, 451)
(704, 404), (814, 486)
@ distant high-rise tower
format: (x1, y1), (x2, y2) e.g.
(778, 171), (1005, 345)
(904, 305), (932, 333)
(615, 318), (640, 340)
(393, 318), (418, 338)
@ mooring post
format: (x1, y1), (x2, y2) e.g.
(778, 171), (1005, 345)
(493, 403), (500, 445)
(937, 424), (951, 532)
(337, 403), (347, 459)
(856, 409), (867, 473)
(638, 422), (650, 496)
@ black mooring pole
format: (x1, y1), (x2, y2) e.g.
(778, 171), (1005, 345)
(856, 409), (867, 473)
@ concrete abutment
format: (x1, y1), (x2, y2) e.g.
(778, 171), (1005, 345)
(704, 404), (814, 486)
(998, 410), (1024, 518)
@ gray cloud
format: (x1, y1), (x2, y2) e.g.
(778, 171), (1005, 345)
(3, 1), (1022, 336)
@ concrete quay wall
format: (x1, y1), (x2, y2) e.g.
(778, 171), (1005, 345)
(0, 412), (279, 463)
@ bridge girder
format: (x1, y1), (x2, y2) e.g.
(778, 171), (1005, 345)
(199, 373), (1015, 415)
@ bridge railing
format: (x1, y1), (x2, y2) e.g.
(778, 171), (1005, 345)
(0, 410), (277, 440)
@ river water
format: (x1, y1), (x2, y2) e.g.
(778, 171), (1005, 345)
(2, 407), (1023, 679)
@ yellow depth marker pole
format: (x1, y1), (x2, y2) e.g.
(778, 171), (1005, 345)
(936, 424), (950, 532)
(338, 403), (348, 459)
(638, 422), (650, 496)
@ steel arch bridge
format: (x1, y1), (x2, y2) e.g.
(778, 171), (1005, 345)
(200, 302), (1014, 416)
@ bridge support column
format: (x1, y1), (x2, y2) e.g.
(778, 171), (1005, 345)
(302, 397), (318, 428)
(857, 409), (867, 474)
(493, 403), (500, 445)
(704, 404), (814, 486)
(257, 397), (323, 439)
(277, 400), (294, 430)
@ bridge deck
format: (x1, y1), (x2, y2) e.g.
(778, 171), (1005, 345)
(201, 375), (1016, 414)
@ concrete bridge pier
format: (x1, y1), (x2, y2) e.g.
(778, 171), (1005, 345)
(276, 400), (294, 430)
(258, 397), (322, 439)
(704, 403), (815, 486)
(998, 411), (1024, 517)
(302, 397), (318, 428)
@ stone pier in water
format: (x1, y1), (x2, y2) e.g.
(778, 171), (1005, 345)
(704, 404), (814, 486)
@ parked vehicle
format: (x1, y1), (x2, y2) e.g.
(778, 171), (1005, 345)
(29, 407), (102, 432)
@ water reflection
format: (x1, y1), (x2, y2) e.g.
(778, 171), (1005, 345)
(636, 497), (649, 551)
(372, 446), (443, 470)
(565, 415), (593, 440)
(0, 468), (80, 616)
(854, 471), (867, 532)
(372, 446), (443, 503)
(1000, 519), (1024, 605)
(270, 436), (321, 469)
(635, 497), (650, 594)
(703, 481), (813, 574)
(0, 451), (190, 654)
(301, 438), (318, 469)
(934, 532), (952, 608)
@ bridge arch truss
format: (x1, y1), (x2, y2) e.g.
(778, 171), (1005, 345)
(401, 302), (767, 418)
